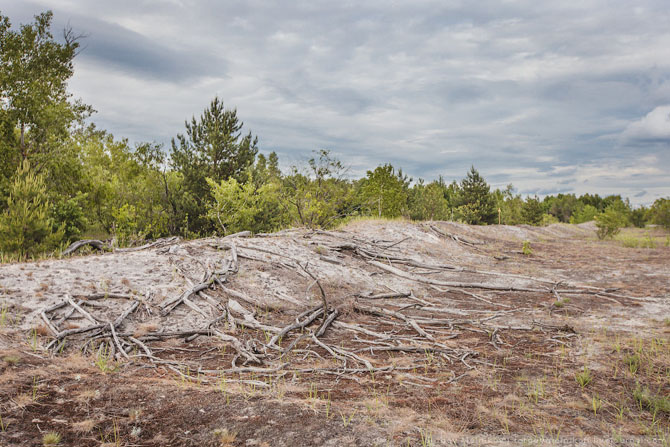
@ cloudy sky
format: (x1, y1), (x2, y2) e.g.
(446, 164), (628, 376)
(4, 1), (670, 204)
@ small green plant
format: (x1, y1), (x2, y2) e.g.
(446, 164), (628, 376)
(95, 344), (116, 373)
(98, 418), (120, 446)
(32, 376), (43, 402)
(575, 366), (592, 389)
(0, 413), (7, 432)
(28, 328), (39, 351)
(643, 233), (656, 248)
(633, 385), (670, 417)
(419, 428), (433, 447)
(325, 391), (332, 418)
(2, 354), (20, 366)
(308, 383), (318, 400)
(42, 431), (61, 445)
(339, 409), (356, 427)
(218, 374), (231, 405)
(0, 304), (9, 327)
(591, 394), (602, 415)
(522, 240), (532, 255)
(626, 354), (640, 374)
(526, 378), (546, 404)
(553, 297), (571, 308)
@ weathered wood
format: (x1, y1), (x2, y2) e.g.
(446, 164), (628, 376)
(368, 260), (545, 292)
(62, 239), (108, 256)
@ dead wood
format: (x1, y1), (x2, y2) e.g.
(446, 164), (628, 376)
(299, 263), (329, 336)
(368, 260), (545, 292)
(115, 236), (180, 252)
(62, 239), (109, 256)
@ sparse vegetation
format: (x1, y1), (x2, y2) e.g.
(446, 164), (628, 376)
(42, 431), (61, 445)
(552, 297), (570, 308)
(633, 385), (670, 416)
(575, 366), (593, 388)
(213, 428), (237, 447)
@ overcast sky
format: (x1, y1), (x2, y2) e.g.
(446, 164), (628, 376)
(4, 1), (670, 204)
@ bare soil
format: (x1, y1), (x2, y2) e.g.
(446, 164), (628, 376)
(1, 220), (668, 446)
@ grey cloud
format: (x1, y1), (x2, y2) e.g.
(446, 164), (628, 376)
(4, 0), (670, 205)
(69, 18), (222, 82)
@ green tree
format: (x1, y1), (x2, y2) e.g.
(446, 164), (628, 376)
(650, 198), (670, 230)
(544, 194), (578, 223)
(493, 184), (524, 225)
(358, 164), (409, 218)
(0, 160), (64, 256)
(455, 166), (496, 224)
(170, 97), (258, 233)
(281, 150), (353, 228)
(521, 195), (544, 225)
(171, 96), (258, 185)
(570, 204), (599, 224)
(629, 206), (648, 228)
(0, 11), (91, 170)
(408, 179), (450, 221)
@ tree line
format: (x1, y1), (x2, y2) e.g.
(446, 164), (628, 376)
(1, 11), (669, 258)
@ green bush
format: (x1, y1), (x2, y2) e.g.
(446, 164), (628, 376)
(0, 161), (64, 257)
(207, 171), (288, 235)
(595, 207), (627, 239)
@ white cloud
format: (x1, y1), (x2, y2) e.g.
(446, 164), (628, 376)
(622, 105), (670, 141)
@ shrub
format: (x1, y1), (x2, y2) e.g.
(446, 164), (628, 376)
(207, 172), (288, 234)
(541, 213), (559, 226)
(595, 207), (627, 239)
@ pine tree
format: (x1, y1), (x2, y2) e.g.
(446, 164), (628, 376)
(0, 160), (64, 257)
(521, 196), (544, 225)
(456, 166), (496, 224)
(170, 97), (258, 233)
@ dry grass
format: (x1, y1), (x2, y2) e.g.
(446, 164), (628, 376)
(213, 428), (237, 446)
(72, 418), (96, 433)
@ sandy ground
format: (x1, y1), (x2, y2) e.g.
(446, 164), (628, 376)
(0, 220), (668, 446)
